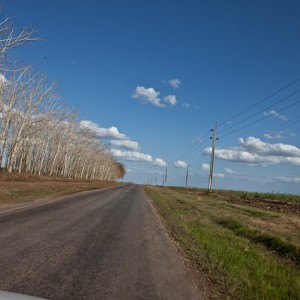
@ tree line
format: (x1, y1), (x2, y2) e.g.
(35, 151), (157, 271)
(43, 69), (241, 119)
(0, 14), (125, 180)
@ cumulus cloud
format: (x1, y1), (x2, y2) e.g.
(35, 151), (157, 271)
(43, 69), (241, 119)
(263, 110), (287, 121)
(174, 160), (188, 168)
(110, 139), (140, 150)
(201, 163), (210, 171)
(239, 137), (300, 157)
(110, 148), (167, 168)
(153, 158), (167, 167)
(224, 168), (239, 174)
(80, 120), (127, 140)
(203, 137), (300, 166)
(200, 163), (224, 177)
(110, 149), (152, 162)
(163, 95), (177, 106)
(168, 78), (182, 88)
(132, 86), (164, 107)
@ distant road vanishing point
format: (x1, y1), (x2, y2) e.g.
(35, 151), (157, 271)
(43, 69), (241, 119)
(0, 185), (202, 300)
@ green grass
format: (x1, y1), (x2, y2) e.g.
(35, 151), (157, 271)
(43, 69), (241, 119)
(217, 218), (300, 266)
(144, 186), (300, 300)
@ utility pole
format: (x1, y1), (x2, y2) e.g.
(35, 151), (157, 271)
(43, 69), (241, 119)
(208, 123), (218, 192)
(163, 164), (168, 186)
(185, 164), (191, 188)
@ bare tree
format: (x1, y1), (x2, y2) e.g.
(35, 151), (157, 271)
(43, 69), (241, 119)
(0, 10), (125, 181)
(0, 16), (38, 69)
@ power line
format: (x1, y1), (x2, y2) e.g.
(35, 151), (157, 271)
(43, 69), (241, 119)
(257, 115), (300, 139)
(218, 77), (300, 127)
(265, 115), (300, 132)
(218, 90), (300, 136)
(183, 142), (211, 161)
(219, 100), (300, 139)
(170, 77), (300, 175)
(177, 130), (211, 161)
(176, 78), (300, 164)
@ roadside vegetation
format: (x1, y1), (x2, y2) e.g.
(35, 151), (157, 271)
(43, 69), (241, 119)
(0, 10), (125, 181)
(0, 172), (120, 207)
(144, 186), (300, 300)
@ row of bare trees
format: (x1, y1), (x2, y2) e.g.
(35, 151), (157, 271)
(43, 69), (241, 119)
(0, 15), (125, 180)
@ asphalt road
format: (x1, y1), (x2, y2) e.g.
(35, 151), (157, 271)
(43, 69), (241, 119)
(0, 185), (202, 300)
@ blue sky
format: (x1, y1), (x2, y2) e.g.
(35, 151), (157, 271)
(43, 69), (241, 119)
(3, 0), (300, 194)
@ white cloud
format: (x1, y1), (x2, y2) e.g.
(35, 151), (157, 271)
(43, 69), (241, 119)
(203, 137), (300, 166)
(263, 131), (294, 140)
(110, 149), (167, 168)
(163, 95), (177, 106)
(263, 110), (287, 121)
(110, 149), (152, 162)
(263, 133), (274, 139)
(224, 168), (239, 175)
(174, 160), (187, 168)
(132, 86), (164, 107)
(239, 137), (300, 157)
(201, 163), (210, 171)
(168, 78), (182, 88)
(110, 139), (140, 150)
(275, 176), (300, 183)
(214, 172), (225, 178)
(153, 158), (167, 167)
(181, 102), (190, 108)
(80, 120), (127, 140)
(80, 120), (169, 169)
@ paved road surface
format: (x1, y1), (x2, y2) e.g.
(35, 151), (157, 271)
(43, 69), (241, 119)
(0, 185), (202, 300)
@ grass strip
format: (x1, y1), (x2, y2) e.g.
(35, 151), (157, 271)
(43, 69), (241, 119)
(217, 218), (300, 266)
(145, 186), (300, 300)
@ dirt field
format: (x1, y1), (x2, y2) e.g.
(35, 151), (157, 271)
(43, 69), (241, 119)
(169, 187), (300, 215)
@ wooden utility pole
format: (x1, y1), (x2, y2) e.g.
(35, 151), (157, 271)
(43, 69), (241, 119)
(208, 124), (218, 192)
(185, 164), (191, 188)
(164, 164), (168, 186)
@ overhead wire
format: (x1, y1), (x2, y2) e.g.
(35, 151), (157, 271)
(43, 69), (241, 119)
(172, 77), (300, 166)
(257, 115), (300, 139)
(218, 77), (300, 127)
(183, 141), (211, 161)
(219, 100), (300, 139)
(218, 90), (300, 135)
(176, 130), (211, 161)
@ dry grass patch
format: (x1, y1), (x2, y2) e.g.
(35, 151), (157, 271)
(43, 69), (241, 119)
(0, 172), (120, 206)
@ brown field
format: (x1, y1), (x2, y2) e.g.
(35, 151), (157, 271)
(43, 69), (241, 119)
(169, 186), (300, 215)
(0, 171), (120, 207)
